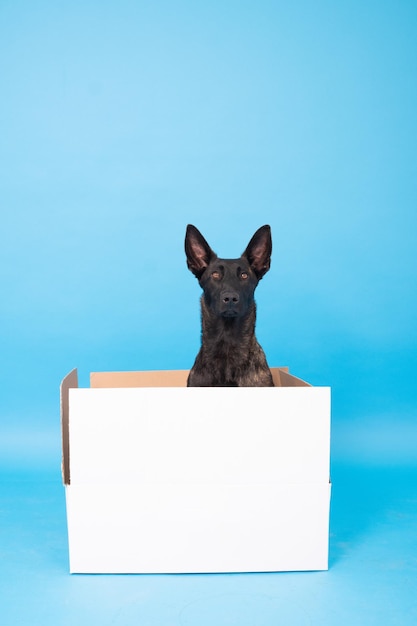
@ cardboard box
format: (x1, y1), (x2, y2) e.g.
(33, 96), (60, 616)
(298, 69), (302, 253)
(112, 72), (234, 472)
(60, 367), (331, 574)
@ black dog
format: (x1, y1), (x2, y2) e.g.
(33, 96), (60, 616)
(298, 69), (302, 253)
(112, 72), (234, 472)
(185, 224), (274, 387)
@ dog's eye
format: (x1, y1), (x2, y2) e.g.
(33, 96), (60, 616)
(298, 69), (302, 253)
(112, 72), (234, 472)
(240, 272), (249, 280)
(211, 271), (221, 280)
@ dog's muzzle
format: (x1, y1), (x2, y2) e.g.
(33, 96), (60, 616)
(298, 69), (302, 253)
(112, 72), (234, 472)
(221, 291), (240, 317)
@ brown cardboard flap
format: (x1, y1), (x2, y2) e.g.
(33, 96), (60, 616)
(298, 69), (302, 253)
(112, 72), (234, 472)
(90, 367), (310, 388)
(90, 369), (189, 388)
(273, 368), (310, 387)
(60, 368), (78, 485)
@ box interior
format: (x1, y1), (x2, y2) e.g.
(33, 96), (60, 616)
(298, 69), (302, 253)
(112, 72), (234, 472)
(88, 367), (310, 388)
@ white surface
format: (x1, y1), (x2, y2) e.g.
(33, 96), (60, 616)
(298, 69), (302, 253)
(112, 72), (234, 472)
(65, 385), (331, 573)
(66, 483), (331, 574)
(68, 387), (330, 485)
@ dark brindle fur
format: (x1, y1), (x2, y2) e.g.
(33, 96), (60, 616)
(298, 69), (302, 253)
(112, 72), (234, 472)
(185, 224), (274, 387)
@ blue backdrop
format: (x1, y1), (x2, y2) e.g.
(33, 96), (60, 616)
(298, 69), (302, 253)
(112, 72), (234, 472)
(1, 0), (416, 468)
(1, 3), (417, 625)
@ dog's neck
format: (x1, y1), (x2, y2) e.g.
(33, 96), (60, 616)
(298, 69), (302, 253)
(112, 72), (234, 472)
(199, 297), (258, 350)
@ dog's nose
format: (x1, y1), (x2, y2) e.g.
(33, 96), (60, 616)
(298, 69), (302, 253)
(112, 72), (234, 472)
(222, 291), (240, 304)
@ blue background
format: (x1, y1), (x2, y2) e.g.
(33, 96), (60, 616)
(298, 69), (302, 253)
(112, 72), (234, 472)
(1, 1), (416, 624)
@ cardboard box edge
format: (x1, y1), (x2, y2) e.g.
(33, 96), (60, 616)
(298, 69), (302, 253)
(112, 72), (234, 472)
(60, 368), (78, 485)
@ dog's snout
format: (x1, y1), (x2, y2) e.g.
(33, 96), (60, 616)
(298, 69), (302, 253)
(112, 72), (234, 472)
(222, 291), (240, 304)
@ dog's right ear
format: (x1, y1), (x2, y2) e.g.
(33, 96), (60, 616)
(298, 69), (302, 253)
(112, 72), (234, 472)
(185, 225), (216, 279)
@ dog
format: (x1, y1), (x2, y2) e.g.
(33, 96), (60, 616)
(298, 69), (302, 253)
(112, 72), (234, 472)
(185, 224), (274, 387)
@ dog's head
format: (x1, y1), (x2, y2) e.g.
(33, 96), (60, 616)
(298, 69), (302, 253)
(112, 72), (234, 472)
(185, 224), (272, 319)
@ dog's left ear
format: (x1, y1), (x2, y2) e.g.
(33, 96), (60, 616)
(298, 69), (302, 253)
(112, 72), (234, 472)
(243, 225), (272, 279)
